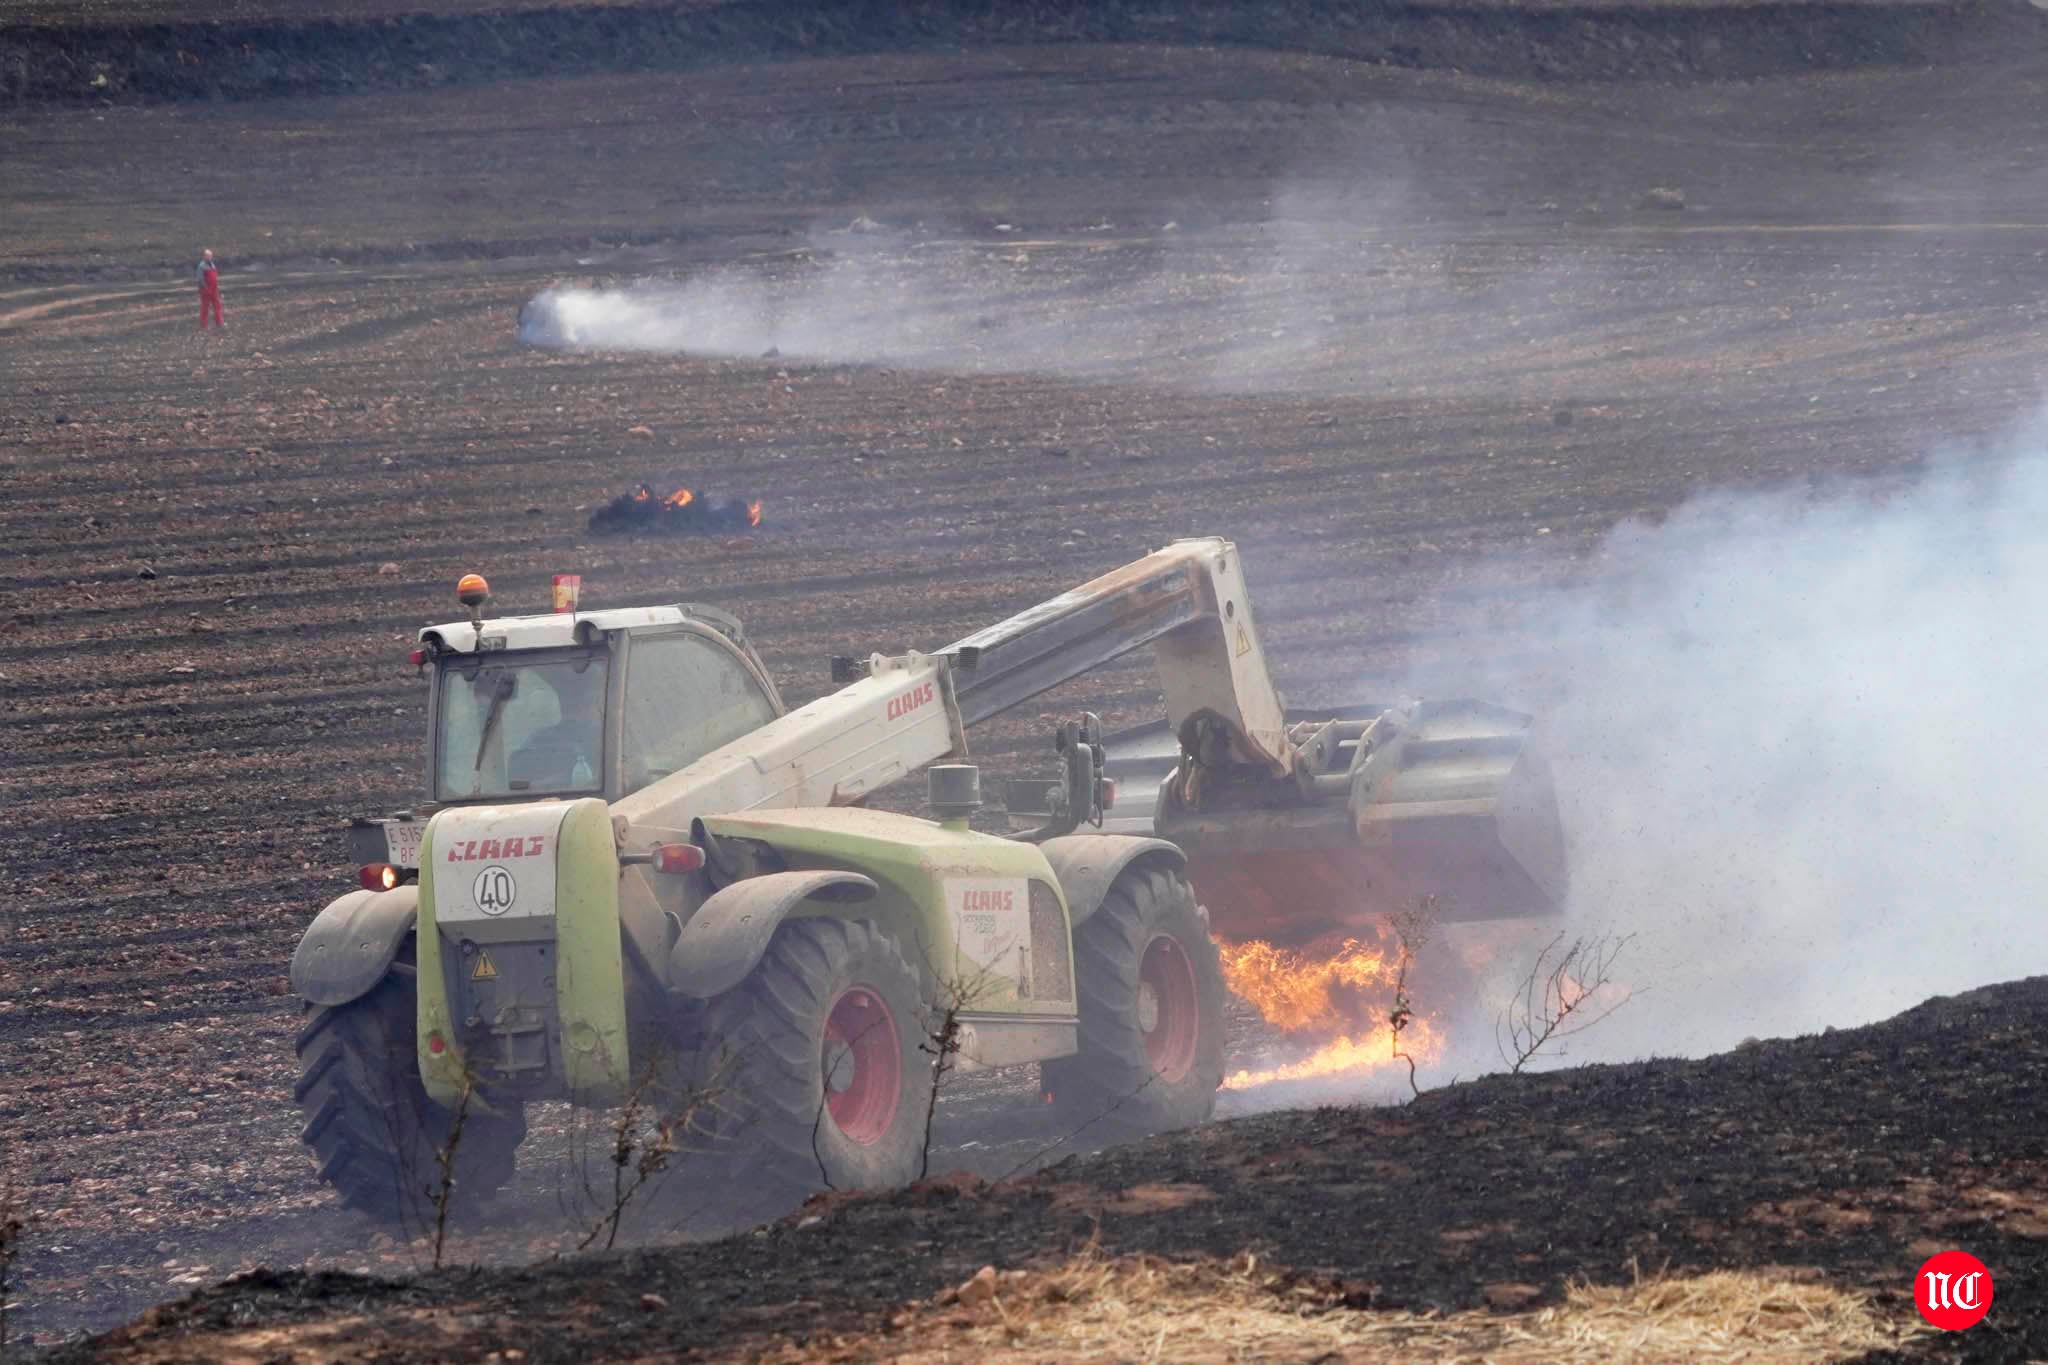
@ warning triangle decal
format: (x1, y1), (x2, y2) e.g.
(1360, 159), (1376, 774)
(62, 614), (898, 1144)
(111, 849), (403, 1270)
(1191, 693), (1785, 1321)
(1234, 623), (1253, 657)
(471, 949), (498, 981)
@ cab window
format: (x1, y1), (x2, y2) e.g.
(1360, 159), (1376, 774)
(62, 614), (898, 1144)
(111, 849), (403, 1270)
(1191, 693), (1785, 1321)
(435, 654), (607, 800)
(621, 634), (777, 793)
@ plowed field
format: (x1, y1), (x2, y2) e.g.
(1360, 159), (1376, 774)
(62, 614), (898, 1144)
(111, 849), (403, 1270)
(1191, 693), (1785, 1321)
(5, 3), (2048, 1352)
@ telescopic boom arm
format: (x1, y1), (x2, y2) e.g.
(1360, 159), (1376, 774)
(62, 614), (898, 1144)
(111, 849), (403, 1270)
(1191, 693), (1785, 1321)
(611, 539), (1297, 838)
(940, 537), (1295, 775)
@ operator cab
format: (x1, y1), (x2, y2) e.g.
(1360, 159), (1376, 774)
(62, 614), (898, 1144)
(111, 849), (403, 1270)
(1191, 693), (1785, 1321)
(414, 577), (783, 808)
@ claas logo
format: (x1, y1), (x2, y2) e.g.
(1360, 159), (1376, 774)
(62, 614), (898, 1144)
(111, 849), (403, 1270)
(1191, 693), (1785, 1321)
(887, 680), (936, 721)
(445, 835), (547, 862)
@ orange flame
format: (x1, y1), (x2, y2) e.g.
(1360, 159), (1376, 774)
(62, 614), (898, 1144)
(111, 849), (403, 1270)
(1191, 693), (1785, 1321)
(1218, 936), (1439, 1091)
(663, 487), (695, 510)
(747, 500), (763, 528)
(1559, 972), (1590, 1011)
(1218, 937), (1400, 1033)
(1223, 1016), (1444, 1090)
(632, 484), (654, 502)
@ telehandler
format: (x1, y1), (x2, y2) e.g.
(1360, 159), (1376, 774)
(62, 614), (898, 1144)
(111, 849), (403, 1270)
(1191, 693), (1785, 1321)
(292, 539), (1564, 1219)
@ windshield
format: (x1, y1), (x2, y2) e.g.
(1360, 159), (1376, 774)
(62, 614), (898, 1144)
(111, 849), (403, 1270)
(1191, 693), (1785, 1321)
(435, 654), (608, 800)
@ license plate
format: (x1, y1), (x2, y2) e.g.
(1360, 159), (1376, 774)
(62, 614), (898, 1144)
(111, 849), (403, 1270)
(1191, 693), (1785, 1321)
(383, 820), (426, 868)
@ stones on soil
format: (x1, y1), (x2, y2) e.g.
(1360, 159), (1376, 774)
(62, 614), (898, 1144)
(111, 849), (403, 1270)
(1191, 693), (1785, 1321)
(953, 1265), (999, 1306)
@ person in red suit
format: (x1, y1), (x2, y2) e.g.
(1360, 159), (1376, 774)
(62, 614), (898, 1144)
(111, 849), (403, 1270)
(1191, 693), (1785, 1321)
(197, 249), (224, 329)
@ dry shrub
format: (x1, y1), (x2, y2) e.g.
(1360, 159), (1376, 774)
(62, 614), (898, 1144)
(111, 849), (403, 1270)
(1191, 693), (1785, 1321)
(787, 1250), (1931, 1363)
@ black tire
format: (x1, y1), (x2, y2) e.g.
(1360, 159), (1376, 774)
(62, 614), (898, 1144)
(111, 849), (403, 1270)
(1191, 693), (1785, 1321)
(1042, 861), (1225, 1139)
(694, 918), (933, 1211)
(294, 965), (526, 1225)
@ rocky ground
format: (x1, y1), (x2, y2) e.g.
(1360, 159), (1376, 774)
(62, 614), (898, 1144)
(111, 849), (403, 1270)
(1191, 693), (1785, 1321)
(3, 0), (2047, 1357)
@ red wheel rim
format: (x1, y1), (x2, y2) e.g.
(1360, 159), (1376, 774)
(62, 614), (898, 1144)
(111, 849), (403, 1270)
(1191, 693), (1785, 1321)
(1138, 935), (1200, 1082)
(822, 985), (901, 1146)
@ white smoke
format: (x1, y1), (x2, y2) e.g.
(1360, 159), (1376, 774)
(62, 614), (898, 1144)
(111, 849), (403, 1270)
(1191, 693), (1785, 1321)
(1433, 409), (2048, 1067)
(515, 198), (1430, 393)
(519, 252), (982, 364)
(519, 212), (2048, 1075)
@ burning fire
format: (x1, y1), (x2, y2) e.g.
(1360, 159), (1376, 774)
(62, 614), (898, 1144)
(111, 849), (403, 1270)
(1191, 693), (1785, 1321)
(1219, 937), (1401, 1030)
(1218, 936), (1442, 1090)
(590, 483), (763, 536)
(1223, 1017), (1445, 1089)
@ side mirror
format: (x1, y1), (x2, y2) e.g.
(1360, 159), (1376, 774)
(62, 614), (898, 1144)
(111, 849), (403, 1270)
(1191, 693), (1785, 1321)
(1003, 713), (1106, 843)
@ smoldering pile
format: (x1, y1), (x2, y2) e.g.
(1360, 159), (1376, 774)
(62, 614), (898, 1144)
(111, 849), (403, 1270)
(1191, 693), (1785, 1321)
(587, 483), (763, 536)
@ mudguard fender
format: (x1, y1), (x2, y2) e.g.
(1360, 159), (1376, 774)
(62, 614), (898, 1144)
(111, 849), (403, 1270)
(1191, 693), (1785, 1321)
(290, 885), (419, 1006)
(666, 870), (877, 999)
(1037, 835), (1186, 928)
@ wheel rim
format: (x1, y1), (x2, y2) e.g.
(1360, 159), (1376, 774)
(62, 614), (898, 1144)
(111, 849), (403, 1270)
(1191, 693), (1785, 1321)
(1138, 934), (1200, 1082)
(821, 984), (902, 1146)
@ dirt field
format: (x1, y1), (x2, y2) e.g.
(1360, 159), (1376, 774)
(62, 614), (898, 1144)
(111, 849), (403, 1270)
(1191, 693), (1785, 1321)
(3, 0), (2023, 104)
(47, 977), (2048, 1361)
(4, 1), (2048, 1355)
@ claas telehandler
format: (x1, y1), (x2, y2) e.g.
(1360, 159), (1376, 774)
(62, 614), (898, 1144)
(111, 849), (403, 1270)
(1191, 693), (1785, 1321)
(291, 538), (1565, 1220)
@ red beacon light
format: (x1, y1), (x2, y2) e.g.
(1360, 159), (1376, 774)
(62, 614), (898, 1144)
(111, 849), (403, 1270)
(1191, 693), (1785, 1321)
(552, 573), (582, 614)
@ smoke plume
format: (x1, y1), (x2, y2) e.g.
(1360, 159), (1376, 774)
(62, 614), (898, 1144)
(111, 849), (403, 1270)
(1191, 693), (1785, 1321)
(520, 215), (2048, 1077)
(1432, 410), (2048, 1069)
(515, 199), (1424, 394)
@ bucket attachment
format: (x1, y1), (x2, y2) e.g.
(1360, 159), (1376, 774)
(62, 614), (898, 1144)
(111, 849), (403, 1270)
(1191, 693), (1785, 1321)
(1100, 701), (1566, 945)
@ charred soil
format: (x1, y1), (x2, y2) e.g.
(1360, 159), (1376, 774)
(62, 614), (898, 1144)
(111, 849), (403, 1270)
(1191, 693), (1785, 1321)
(47, 979), (2048, 1361)
(1, 0), (2029, 107)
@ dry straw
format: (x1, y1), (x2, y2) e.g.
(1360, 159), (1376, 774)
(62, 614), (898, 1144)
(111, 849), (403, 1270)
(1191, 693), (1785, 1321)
(802, 1248), (1933, 1363)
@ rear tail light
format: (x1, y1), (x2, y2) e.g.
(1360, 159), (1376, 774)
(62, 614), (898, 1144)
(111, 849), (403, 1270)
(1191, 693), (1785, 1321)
(359, 863), (401, 892)
(1097, 778), (1117, 811)
(650, 843), (705, 875)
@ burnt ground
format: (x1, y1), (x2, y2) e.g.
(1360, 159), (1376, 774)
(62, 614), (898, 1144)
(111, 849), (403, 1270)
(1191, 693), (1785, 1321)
(45, 978), (2048, 1362)
(3, 0), (2048, 1357)
(3, 0), (2035, 106)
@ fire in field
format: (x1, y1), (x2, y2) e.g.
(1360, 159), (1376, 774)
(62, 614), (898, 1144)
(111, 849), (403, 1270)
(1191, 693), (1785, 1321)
(1218, 934), (1446, 1090)
(588, 482), (763, 535)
